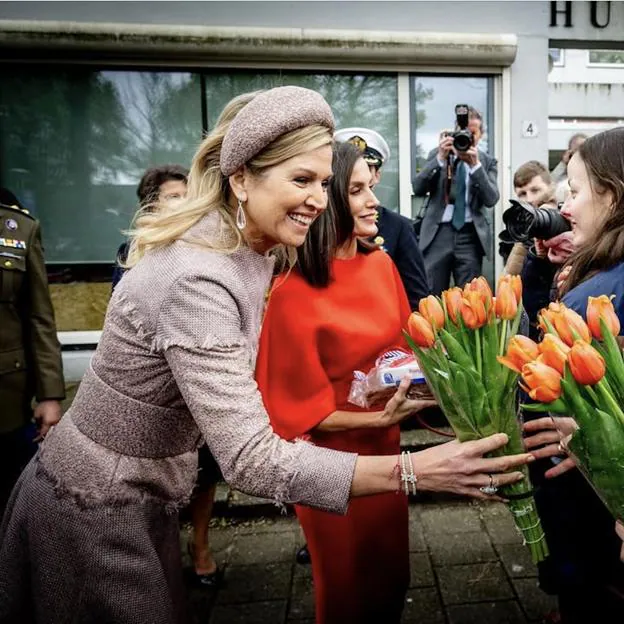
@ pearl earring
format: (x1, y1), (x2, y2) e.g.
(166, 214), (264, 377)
(236, 198), (247, 230)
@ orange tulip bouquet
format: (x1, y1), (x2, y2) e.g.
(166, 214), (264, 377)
(506, 296), (624, 523)
(406, 276), (549, 563)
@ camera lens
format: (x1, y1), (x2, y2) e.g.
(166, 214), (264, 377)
(531, 207), (572, 240)
(502, 200), (571, 243)
(453, 131), (472, 153)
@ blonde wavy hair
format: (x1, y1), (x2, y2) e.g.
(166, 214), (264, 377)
(125, 90), (333, 267)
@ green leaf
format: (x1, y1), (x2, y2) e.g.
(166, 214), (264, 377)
(439, 330), (475, 371)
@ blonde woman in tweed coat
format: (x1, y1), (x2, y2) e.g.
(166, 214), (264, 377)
(0, 87), (532, 624)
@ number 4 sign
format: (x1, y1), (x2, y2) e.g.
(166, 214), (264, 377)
(522, 121), (539, 138)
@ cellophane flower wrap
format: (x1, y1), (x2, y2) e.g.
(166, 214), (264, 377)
(519, 296), (624, 522)
(406, 276), (549, 564)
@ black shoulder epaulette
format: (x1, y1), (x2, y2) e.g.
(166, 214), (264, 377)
(0, 202), (35, 220)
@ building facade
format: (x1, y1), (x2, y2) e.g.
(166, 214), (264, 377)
(0, 1), (622, 377)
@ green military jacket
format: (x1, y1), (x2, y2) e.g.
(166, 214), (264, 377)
(0, 203), (65, 433)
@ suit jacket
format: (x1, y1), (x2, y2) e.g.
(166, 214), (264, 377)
(375, 206), (429, 310)
(412, 149), (499, 258)
(0, 204), (65, 433)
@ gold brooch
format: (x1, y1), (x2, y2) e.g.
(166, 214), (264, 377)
(374, 236), (385, 246)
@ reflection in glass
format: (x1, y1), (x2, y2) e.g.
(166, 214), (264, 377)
(410, 75), (495, 285)
(0, 68), (202, 263)
(205, 72), (399, 211)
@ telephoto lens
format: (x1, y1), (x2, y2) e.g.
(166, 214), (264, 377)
(502, 199), (571, 243)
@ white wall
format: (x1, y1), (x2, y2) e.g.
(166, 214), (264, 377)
(0, 1), (550, 35)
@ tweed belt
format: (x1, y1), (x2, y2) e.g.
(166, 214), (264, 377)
(71, 366), (199, 458)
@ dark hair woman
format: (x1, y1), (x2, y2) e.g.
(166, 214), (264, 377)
(524, 127), (624, 623)
(255, 142), (526, 623)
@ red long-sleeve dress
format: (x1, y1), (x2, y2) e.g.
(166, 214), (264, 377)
(256, 250), (411, 623)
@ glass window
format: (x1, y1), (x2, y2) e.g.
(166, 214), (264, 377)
(410, 75), (495, 286)
(0, 67), (203, 331)
(205, 71), (399, 211)
(588, 50), (624, 66)
(0, 68), (203, 264)
(549, 48), (565, 67)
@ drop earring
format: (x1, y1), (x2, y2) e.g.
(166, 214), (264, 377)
(236, 198), (247, 230)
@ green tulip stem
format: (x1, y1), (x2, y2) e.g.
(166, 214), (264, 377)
(499, 319), (508, 356)
(585, 385), (600, 407)
(596, 379), (624, 425)
(475, 328), (482, 377)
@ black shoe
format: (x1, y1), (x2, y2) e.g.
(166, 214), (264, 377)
(296, 544), (311, 565)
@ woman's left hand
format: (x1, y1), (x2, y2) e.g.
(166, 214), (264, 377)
(380, 377), (437, 427)
(522, 417), (577, 478)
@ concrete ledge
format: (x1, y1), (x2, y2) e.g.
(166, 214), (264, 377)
(0, 20), (517, 67)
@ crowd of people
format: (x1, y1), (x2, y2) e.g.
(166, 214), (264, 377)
(1, 84), (624, 624)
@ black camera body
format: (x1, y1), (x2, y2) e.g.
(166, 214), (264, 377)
(501, 199), (571, 243)
(450, 104), (473, 153)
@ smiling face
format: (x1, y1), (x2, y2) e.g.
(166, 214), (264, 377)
(233, 143), (333, 253)
(562, 152), (614, 248)
(349, 157), (380, 239)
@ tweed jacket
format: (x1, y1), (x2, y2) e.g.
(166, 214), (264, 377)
(412, 149), (499, 258)
(39, 215), (357, 513)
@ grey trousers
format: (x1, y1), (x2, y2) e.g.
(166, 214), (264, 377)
(423, 223), (484, 295)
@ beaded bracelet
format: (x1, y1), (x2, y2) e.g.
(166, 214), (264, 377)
(400, 450), (418, 496)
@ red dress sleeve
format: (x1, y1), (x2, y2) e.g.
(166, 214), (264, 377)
(255, 273), (337, 441)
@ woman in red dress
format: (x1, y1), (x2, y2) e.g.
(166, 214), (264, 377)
(256, 142), (433, 622)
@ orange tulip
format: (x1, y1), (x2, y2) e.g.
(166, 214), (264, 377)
(489, 297), (497, 321)
(465, 276), (494, 312)
(538, 333), (570, 375)
(586, 295), (621, 340)
(442, 287), (463, 325)
(466, 276), (493, 299)
(537, 302), (564, 334)
(567, 340), (606, 386)
(553, 307), (592, 347)
(419, 295), (445, 330)
(497, 335), (540, 373)
(460, 291), (488, 330)
(498, 274), (522, 304)
(495, 280), (518, 320)
(407, 312), (435, 348)
(520, 360), (563, 403)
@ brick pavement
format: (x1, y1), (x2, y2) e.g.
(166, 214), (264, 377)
(183, 498), (557, 624)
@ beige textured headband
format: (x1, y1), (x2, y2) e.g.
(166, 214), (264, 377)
(220, 86), (335, 177)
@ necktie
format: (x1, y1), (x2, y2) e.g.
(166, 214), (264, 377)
(451, 161), (467, 231)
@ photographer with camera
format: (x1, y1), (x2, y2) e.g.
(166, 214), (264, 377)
(412, 105), (499, 295)
(500, 162), (574, 340)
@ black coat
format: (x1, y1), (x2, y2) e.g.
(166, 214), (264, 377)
(375, 206), (430, 310)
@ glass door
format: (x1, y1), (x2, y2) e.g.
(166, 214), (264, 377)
(410, 75), (496, 286)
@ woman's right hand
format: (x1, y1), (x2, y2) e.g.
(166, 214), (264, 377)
(411, 433), (534, 500)
(379, 377), (437, 427)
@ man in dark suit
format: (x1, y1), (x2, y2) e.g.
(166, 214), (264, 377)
(412, 107), (499, 295)
(335, 127), (429, 310)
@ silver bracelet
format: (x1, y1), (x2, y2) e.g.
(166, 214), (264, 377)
(400, 450), (418, 496)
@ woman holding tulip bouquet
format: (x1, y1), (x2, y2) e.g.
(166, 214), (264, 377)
(255, 142), (531, 623)
(516, 127), (624, 623)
